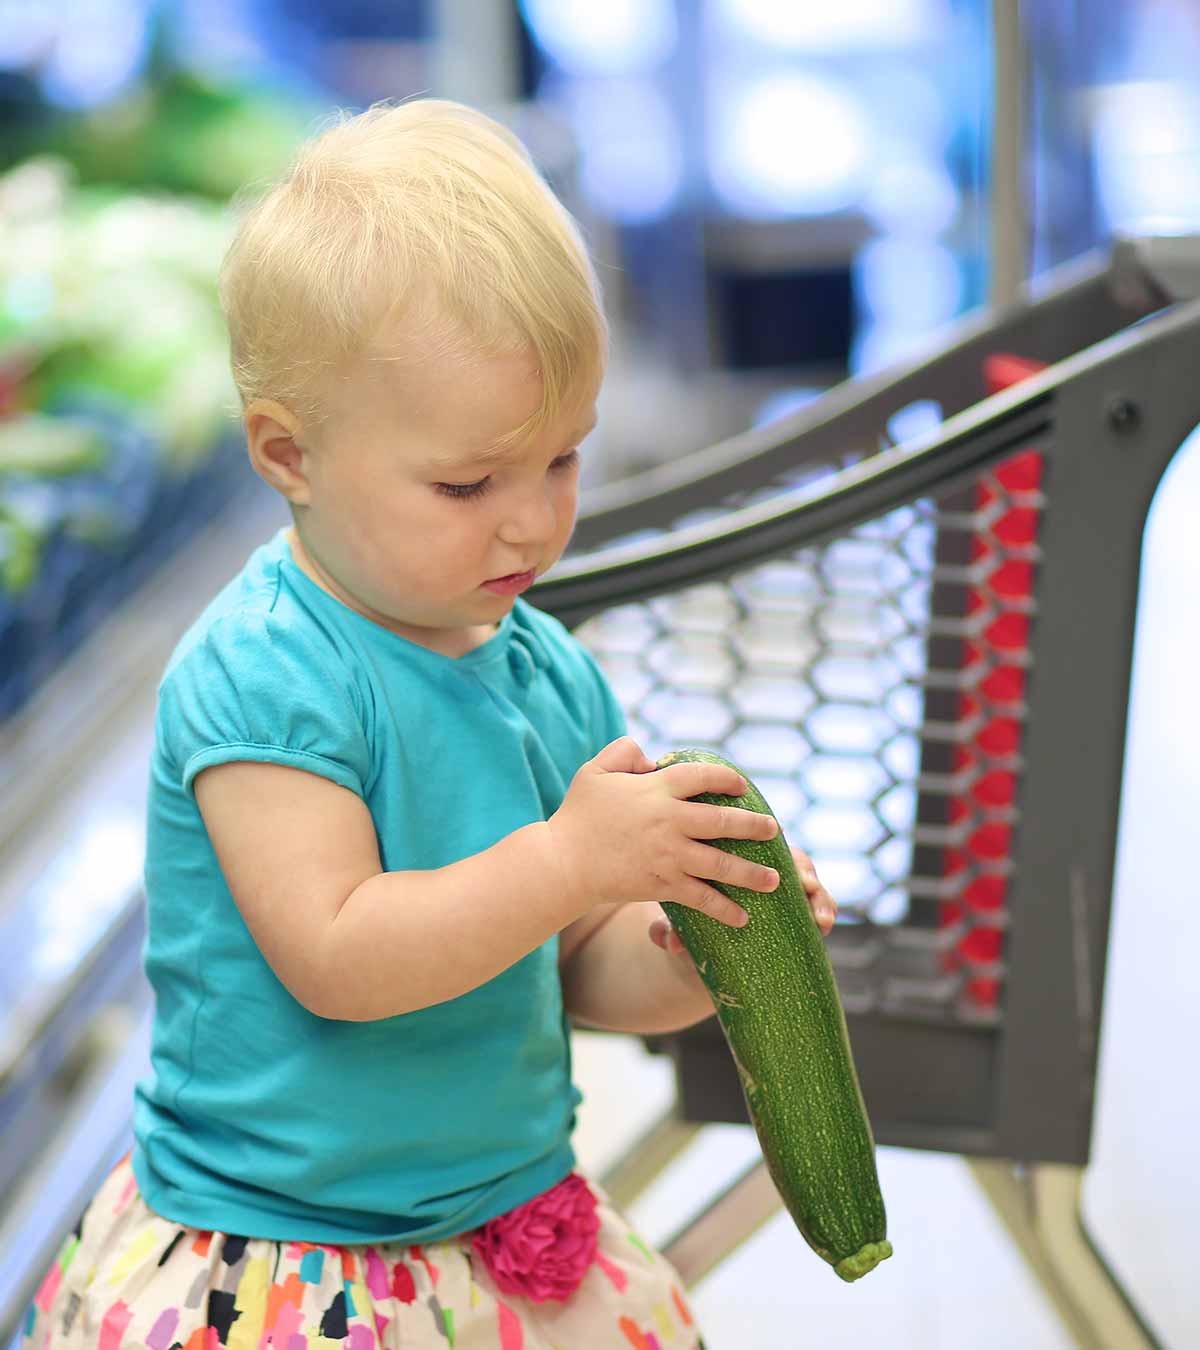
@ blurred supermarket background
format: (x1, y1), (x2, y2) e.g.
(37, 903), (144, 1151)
(3, 0), (1200, 721)
(0, 0), (1193, 718)
(3, 2), (1200, 1348)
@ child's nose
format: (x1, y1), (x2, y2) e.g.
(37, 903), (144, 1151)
(498, 485), (560, 544)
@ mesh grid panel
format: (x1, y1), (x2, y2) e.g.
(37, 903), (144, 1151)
(575, 444), (1047, 1030)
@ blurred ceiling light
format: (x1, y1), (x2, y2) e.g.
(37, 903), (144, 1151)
(39, 0), (149, 108)
(521, 0), (676, 76)
(1092, 80), (1200, 227)
(719, 0), (940, 50)
(710, 73), (871, 217)
(569, 80), (683, 223)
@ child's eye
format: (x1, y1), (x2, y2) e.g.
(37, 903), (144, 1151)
(435, 476), (492, 501)
(435, 451), (578, 502)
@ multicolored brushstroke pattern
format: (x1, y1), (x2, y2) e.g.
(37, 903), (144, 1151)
(23, 1156), (704, 1350)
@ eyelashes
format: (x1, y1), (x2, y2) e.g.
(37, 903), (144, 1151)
(435, 449), (580, 502)
(436, 477), (493, 502)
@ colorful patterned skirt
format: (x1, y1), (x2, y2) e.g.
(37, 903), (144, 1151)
(21, 1154), (704, 1350)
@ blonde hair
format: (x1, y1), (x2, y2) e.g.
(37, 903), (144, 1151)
(218, 98), (608, 436)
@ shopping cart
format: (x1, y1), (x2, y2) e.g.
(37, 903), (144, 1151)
(535, 236), (1200, 1349)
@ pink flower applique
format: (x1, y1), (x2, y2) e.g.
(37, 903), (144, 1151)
(471, 1172), (600, 1303)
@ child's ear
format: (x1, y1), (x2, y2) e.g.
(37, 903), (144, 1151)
(244, 400), (312, 505)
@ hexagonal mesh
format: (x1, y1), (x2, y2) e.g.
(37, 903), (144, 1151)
(574, 446), (1046, 1028)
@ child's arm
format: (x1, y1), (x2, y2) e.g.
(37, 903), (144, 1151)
(559, 902), (715, 1033)
(194, 737), (780, 1022)
(194, 760), (572, 1019)
(559, 848), (839, 1034)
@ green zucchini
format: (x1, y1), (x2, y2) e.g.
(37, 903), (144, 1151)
(658, 747), (892, 1282)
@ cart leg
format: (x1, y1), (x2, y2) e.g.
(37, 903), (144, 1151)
(660, 1159), (783, 1289)
(597, 1110), (782, 1286)
(598, 1111), (703, 1211)
(968, 1160), (1161, 1350)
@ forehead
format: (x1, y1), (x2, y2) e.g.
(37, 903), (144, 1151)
(426, 403), (599, 470)
(350, 301), (599, 448)
(353, 330), (597, 465)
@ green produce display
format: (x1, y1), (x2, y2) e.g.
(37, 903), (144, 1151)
(0, 413), (108, 477)
(0, 145), (261, 718)
(0, 506), (41, 595)
(657, 747), (892, 1283)
(0, 158), (238, 464)
(0, 63), (317, 720)
(10, 69), (312, 204)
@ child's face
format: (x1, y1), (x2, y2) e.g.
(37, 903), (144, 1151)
(288, 339), (597, 655)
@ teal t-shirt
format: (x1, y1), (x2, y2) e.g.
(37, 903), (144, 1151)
(130, 529), (627, 1242)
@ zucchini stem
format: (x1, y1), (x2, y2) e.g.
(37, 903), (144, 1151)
(834, 1240), (894, 1283)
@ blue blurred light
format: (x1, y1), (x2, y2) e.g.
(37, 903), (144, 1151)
(862, 156), (960, 234)
(568, 80), (683, 223)
(520, 0), (676, 76)
(1093, 81), (1200, 228)
(0, 7), (57, 67)
(39, 0), (150, 109)
(862, 65), (951, 148)
(855, 237), (961, 327)
(174, 0), (268, 76)
(719, 0), (940, 51)
(852, 321), (938, 376)
(754, 387), (822, 428)
(887, 399), (943, 445)
(710, 73), (871, 217)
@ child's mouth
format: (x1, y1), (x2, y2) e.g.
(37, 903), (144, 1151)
(481, 569), (536, 595)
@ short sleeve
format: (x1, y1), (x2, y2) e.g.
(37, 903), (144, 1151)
(159, 609), (371, 799)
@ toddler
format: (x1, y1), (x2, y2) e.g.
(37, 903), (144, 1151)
(23, 99), (836, 1350)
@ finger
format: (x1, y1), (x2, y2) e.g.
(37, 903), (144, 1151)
(657, 760), (748, 801)
(809, 881), (836, 905)
(683, 842), (779, 896)
(802, 878), (838, 934)
(592, 736), (651, 774)
(789, 846), (822, 897)
(620, 740), (660, 774)
(813, 900), (837, 936)
(806, 882), (836, 913)
(672, 877), (749, 928)
(789, 844), (814, 872)
(649, 917), (687, 953)
(681, 800), (779, 843)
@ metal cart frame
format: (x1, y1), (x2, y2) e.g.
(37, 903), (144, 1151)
(529, 238), (1200, 1349)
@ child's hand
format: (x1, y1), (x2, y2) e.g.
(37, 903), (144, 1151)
(648, 845), (838, 952)
(546, 736), (781, 929)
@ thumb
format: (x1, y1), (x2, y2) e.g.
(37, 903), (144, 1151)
(591, 735), (657, 774)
